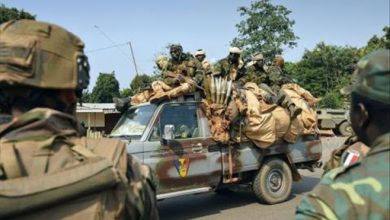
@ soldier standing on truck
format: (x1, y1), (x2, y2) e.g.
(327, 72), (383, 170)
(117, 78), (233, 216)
(0, 19), (159, 219)
(295, 49), (390, 219)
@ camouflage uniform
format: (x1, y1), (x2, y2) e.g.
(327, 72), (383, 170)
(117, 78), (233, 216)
(213, 47), (245, 81)
(150, 44), (204, 102)
(162, 44), (203, 87)
(0, 20), (158, 219)
(295, 49), (390, 219)
(240, 65), (268, 86)
(194, 49), (213, 74)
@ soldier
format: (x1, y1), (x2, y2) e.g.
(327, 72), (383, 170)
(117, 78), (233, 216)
(194, 49), (213, 74)
(239, 53), (268, 85)
(162, 44), (203, 87)
(0, 20), (159, 219)
(322, 69), (370, 175)
(149, 44), (204, 102)
(213, 47), (245, 81)
(295, 49), (390, 219)
(247, 54), (303, 119)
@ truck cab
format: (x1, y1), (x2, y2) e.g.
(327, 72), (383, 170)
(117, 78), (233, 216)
(110, 95), (322, 204)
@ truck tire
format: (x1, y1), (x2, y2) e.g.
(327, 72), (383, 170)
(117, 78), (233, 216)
(338, 121), (353, 136)
(252, 158), (292, 204)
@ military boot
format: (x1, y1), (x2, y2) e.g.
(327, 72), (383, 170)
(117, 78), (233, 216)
(277, 91), (302, 118)
(287, 103), (302, 118)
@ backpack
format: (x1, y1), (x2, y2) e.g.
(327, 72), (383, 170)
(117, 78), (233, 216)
(0, 135), (145, 220)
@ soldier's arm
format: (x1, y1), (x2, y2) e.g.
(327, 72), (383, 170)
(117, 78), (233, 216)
(295, 194), (337, 220)
(126, 155), (159, 220)
(162, 71), (179, 86)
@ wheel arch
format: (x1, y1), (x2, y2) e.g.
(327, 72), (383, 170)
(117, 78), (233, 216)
(261, 154), (302, 182)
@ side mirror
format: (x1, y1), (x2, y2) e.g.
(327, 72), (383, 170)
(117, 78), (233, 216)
(163, 124), (175, 141)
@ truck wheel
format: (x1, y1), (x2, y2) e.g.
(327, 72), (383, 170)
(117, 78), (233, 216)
(338, 121), (353, 136)
(252, 158), (292, 204)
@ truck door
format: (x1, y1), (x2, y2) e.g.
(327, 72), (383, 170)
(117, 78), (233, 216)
(143, 102), (220, 194)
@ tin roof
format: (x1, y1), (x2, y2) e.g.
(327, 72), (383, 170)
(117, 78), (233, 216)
(76, 103), (118, 113)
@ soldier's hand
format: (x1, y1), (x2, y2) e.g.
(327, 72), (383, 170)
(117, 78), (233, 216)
(177, 74), (186, 83)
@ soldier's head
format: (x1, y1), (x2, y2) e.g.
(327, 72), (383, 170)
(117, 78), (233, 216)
(0, 20), (90, 116)
(194, 49), (206, 62)
(273, 55), (285, 69)
(252, 53), (265, 68)
(228, 47), (242, 64)
(170, 44), (183, 61)
(343, 49), (390, 145)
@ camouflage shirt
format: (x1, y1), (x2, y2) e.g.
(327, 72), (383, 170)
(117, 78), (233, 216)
(240, 64), (268, 85)
(213, 57), (244, 81)
(295, 132), (390, 220)
(163, 53), (203, 87)
(266, 65), (286, 91)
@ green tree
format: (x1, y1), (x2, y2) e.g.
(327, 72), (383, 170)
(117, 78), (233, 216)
(231, 0), (299, 60)
(361, 26), (390, 54)
(128, 74), (153, 96)
(0, 4), (35, 24)
(289, 42), (359, 98)
(120, 88), (132, 98)
(319, 91), (343, 109)
(90, 71), (120, 103)
(81, 90), (92, 103)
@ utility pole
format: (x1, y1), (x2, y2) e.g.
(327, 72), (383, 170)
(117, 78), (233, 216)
(128, 41), (139, 76)
(94, 25), (139, 76)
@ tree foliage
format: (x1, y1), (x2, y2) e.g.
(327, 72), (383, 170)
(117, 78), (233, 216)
(361, 26), (390, 54)
(232, 0), (299, 60)
(90, 72), (120, 103)
(286, 42), (359, 99)
(0, 4), (35, 24)
(128, 74), (153, 96)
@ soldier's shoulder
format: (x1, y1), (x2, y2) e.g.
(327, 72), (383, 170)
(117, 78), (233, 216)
(321, 161), (365, 184)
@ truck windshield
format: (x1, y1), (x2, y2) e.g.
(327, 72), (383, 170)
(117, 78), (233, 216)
(110, 104), (156, 140)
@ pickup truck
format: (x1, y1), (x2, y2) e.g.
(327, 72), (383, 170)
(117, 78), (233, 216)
(110, 94), (322, 204)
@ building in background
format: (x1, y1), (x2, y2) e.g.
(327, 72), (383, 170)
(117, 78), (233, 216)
(76, 103), (120, 135)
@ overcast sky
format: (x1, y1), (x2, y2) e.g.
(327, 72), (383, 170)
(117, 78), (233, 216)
(2, 0), (389, 89)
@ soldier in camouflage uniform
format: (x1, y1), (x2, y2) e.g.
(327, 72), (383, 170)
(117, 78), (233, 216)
(0, 20), (158, 219)
(242, 54), (303, 119)
(213, 47), (245, 81)
(149, 44), (204, 102)
(295, 49), (390, 219)
(194, 49), (213, 74)
(239, 53), (267, 85)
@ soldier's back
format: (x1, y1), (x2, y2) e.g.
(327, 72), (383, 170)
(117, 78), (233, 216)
(0, 108), (158, 220)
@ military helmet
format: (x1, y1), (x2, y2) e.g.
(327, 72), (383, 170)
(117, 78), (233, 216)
(342, 49), (390, 104)
(0, 20), (90, 93)
(170, 44), (183, 53)
(273, 55), (285, 67)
